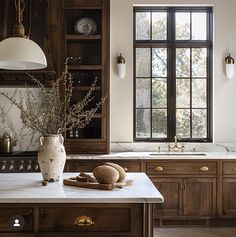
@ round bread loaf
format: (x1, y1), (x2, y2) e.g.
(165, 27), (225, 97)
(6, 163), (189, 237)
(93, 165), (119, 184)
(105, 162), (126, 181)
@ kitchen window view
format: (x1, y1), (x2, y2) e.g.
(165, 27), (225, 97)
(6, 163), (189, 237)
(134, 7), (213, 142)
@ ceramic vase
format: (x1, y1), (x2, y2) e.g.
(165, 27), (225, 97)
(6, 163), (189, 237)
(38, 134), (66, 182)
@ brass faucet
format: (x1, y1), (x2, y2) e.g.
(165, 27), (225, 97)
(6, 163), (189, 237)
(168, 135), (185, 152)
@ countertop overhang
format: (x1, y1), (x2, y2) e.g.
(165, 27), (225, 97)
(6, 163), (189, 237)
(0, 173), (164, 204)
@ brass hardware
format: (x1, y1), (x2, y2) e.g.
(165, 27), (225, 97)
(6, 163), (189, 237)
(123, 167), (128, 172)
(74, 216), (94, 226)
(225, 53), (234, 64)
(117, 53), (125, 64)
(168, 135), (185, 152)
(155, 166), (164, 172)
(157, 146), (160, 153)
(200, 166), (209, 172)
(234, 168), (236, 171)
(193, 147), (196, 152)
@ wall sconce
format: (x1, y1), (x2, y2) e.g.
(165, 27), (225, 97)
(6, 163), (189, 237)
(0, 0), (47, 70)
(225, 53), (235, 79)
(117, 54), (126, 79)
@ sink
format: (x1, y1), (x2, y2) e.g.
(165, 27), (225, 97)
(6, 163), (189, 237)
(149, 152), (207, 156)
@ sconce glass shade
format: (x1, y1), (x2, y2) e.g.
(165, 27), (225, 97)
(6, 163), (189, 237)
(117, 54), (126, 79)
(225, 53), (234, 79)
(0, 37), (47, 70)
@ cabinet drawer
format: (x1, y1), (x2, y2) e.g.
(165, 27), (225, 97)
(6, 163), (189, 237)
(223, 162), (236, 175)
(68, 162), (101, 172)
(147, 162), (217, 175)
(39, 206), (131, 232)
(103, 161), (141, 172)
(0, 208), (33, 232)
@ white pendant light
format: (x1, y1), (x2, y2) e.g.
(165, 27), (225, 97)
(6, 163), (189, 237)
(0, 0), (47, 70)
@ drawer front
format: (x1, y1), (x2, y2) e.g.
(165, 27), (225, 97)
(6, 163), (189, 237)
(39, 206), (131, 232)
(223, 162), (236, 175)
(68, 162), (101, 172)
(0, 208), (33, 232)
(147, 162), (217, 175)
(103, 161), (141, 172)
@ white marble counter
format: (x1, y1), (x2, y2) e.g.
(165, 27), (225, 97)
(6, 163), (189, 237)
(0, 173), (164, 204)
(66, 151), (236, 160)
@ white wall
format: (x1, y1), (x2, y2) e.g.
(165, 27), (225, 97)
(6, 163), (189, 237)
(110, 0), (236, 143)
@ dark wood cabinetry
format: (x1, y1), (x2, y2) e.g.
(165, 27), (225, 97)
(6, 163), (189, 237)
(0, 0), (110, 154)
(147, 161), (217, 220)
(222, 161), (236, 216)
(62, 0), (110, 154)
(0, 203), (145, 237)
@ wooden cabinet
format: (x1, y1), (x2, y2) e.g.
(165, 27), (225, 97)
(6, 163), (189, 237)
(66, 160), (142, 173)
(62, 0), (110, 154)
(147, 161), (217, 219)
(152, 178), (182, 217)
(222, 161), (236, 216)
(0, 203), (144, 237)
(183, 178), (216, 216)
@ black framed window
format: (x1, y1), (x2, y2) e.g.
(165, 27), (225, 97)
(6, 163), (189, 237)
(134, 7), (213, 142)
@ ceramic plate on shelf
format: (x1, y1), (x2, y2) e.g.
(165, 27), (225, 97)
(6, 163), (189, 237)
(74, 17), (97, 35)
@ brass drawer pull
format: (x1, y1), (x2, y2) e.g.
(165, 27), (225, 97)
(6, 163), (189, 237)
(155, 166), (164, 172)
(200, 166), (209, 172)
(74, 216), (94, 226)
(123, 167), (128, 172)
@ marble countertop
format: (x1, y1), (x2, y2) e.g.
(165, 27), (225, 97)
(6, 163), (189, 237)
(66, 151), (236, 160)
(0, 173), (164, 204)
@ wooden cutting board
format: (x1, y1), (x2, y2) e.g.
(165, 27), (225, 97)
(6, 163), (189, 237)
(63, 177), (133, 190)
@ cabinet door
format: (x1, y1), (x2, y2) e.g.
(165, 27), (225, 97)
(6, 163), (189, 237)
(151, 178), (182, 218)
(222, 178), (236, 215)
(183, 178), (216, 216)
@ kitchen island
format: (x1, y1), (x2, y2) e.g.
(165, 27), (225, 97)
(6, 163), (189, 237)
(0, 173), (163, 237)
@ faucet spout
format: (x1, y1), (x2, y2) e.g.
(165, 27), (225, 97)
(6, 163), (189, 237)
(168, 135), (184, 152)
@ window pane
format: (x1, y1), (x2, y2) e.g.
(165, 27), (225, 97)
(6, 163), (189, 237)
(192, 13), (207, 40)
(176, 109), (190, 138)
(192, 109), (207, 138)
(176, 12), (190, 40)
(152, 12), (167, 40)
(176, 48), (190, 77)
(136, 48), (151, 77)
(152, 109), (167, 138)
(152, 78), (167, 108)
(136, 12), (150, 40)
(152, 48), (167, 77)
(192, 79), (206, 108)
(136, 109), (151, 138)
(136, 78), (150, 108)
(176, 79), (190, 108)
(192, 48), (207, 77)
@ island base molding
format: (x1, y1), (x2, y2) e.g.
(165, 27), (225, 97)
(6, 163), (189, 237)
(0, 203), (155, 237)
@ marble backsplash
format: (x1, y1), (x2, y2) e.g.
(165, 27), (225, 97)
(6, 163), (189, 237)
(110, 142), (236, 153)
(0, 88), (41, 151)
(1, 89), (236, 153)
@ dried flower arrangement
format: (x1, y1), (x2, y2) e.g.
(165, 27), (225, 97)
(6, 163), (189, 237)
(0, 59), (106, 136)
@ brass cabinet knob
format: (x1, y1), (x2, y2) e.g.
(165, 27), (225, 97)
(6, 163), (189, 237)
(155, 166), (164, 172)
(74, 216), (94, 226)
(200, 166), (209, 172)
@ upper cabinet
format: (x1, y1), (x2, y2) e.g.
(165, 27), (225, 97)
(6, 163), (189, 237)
(62, 0), (110, 154)
(0, 0), (110, 154)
